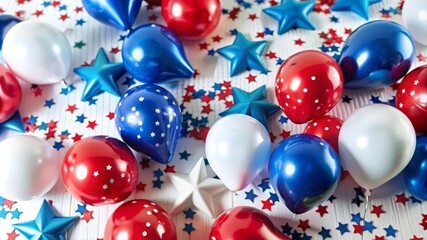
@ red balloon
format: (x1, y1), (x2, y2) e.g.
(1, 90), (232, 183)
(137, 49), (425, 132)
(303, 115), (343, 152)
(396, 65), (427, 134)
(209, 206), (290, 240)
(145, 0), (162, 5)
(161, 0), (221, 39)
(275, 50), (344, 124)
(0, 64), (21, 123)
(62, 136), (138, 206)
(104, 199), (177, 240)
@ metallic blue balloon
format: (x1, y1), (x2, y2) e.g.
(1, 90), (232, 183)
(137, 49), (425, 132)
(403, 136), (427, 201)
(0, 14), (20, 51)
(82, 0), (142, 30)
(115, 84), (181, 164)
(268, 134), (341, 214)
(339, 20), (415, 89)
(122, 24), (194, 83)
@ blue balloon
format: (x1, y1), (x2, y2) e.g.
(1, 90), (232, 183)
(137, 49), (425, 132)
(403, 136), (427, 200)
(82, 0), (142, 30)
(269, 134), (341, 214)
(0, 14), (21, 51)
(122, 24), (194, 83)
(339, 20), (415, 89)
(115, 84), (181, 164)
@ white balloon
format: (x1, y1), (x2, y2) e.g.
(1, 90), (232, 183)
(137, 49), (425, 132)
(2, 21), (72, 85)
(205, 114), (271, 191)
(339, 104), (416, 190)
(0, 135), (59, 201)
(402, 0), (427, 46)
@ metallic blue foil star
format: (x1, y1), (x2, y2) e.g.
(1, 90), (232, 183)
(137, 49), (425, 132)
(331, 0), (382, 20)
(74, 48), (126, 101)
(217, 32), (268, 77)
(0, 111), (24, 133)
(13, 200), (78, 240)
(263, 0), (316, 35)
(219, 85), (280, 131)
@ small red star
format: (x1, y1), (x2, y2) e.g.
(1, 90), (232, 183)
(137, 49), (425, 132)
(420, 221), (427, 230)
(353, 224), (363, 235)
(222, 81), (232, 89)
(48, 120), (58, 129)
(140, 158), (151, 169)
(246, 74), (257, 83)
(417, 54), (427, 62)
(315, 205), (328, 217)
(136, 182), (147, 191)
(0, 7), (4, 13)
(280, 129), (291, 139)
(248, 13), (258, 21)
(2, 199), (17, 209)
(217, 91), (229, 101)
(381, 13), (391, 18)
(7, 230), (19, 240)
(229, 7), (240, 20)
(422, 214), (427, 222)
(33, 87), (43, 97)
(201, 95), (213, 103)
(81, 210), (94, 223)
(148, 14), (158, 21)
(15, 10), (25, 18)
(32, 9), (43, 17)
(87, 120), (98, 130)
(297, 219), (310, 232)
(319, 31), (329, 39)
(202, 104), (213, 114)
(294, 38), (305, 46)
(371, 205), (385, 218)
(212, 35), (222, 43)
(410, 235), (423, 240)
(265, 51), (277, 59)
(261, 199), (274, 211)
(59, 13), (69, 21)
(82, 59), (94, 66)
(26, 123), (38, 133)
(51, 0), (61, 7)
(66, 104), (78, 114)
(199, 42), (210, 50)
(192, 69), (200, 78)
(110, 47), (120, 54)
(224, 100), (233, 108)
(164, 165), (176, 173)
(269, 132), (277, 142)
(256, 32), (265, 38)
(45, 129), (56, 140)
(182, 94), (193, 102)
(395, 193), (409, 205)
(72, 133), (83, 142)
(75, 6), (84, 13)
(344, 28), (352, 34)
(184, 85), (195, 93)
(106, 112), (115, 120)
(374, 236), (385, 240)
(58, 132), (69, 140)
(269, 0), (279, 6)
(17, 0), (25, 5)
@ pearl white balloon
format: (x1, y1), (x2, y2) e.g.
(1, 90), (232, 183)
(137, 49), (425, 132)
(205, 114), (271, 191)
(402, 0), (427, 46)
(2, 21), (72, 85)
(0, 135), (59, 201)
(339, 104), (416, 190)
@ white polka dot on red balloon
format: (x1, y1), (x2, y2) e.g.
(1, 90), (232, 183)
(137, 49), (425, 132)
(146, 222), (151, 227)
(147, 211), (152, 215)
(142, 231), (147, 237)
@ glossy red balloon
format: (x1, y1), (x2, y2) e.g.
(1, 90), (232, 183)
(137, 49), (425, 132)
(161, 0), (221, 40)
(396, 65), (427, 134)
(0, 64), (21, 123)
(62, 136), (138, 206)
(209, 206), (290, 240)
(104, 199), (177, 240)
(145, 0), (162, 6)
(303, 115), (343, 152)
(275, 50), (344, 124)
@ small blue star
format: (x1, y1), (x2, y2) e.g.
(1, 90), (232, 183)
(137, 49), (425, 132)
(153, 168), (164, 178)
(244, 189), (258, 202)
(60, 84), (75, 95)
(39, 122), (48, 131)
(380, 8), (390, 14)
(371, 95), (382, 103)
(276, 57), (284, 65)
(76, 19), (86, 26)
(75, 114), (87, 123)
(342, 95), (352, 103)
(44, 99), (56, 108)
(219, 85), (280, 130)
(281, 223), (292, 235)
(291, 230), (302, 239)
(229, 28), (238, 35)
(318, 227), (331, 239)
(13, 200), (78, 240)
(53, 141), (64, 151)
(278, 115), (288, 124)
(179, 150), (191, 160)
(330, 16), (339, 22)
(352, 196), (364, 207)
(152, 178), (164, 189)
(10, 208), (23, 219)
(330, 45), (340, 52)
(336, 222), (349, 235)
(207, 49), (216, 56)
(74, 48), (125, 101)
(331, 0), (382, 20)
(351, 213), (363, 224)
(28, 115), (38, 124)
(328, 195), (337, 203)
(263, 0), (316, 35)
(258, 179), (270, 192)
(301, 233), (312, 240)
(42, 1), (50, 7)
(383, 225), (398, 237)
(59, 5), (67, 11)
(75, 204), (87, 215)
(122, 76), (135, 87)
(410, 196), (422, 204)
(217, 32), (268, 77)
(183, 208), (197, 219)
(364, 221), (376, 233)
(319, 44), (330, 53)
(183, 223), (195, 235)
(222, 8), (229, 14)
(255, 0), (265, 4)
(263, 28), (274, 36)
(0, 208), (9, 219)
(269, 192), (280, 203)
(354, 187), (365, 198)
(213, 83), (223, 91)
(87, 97), (98, 105)
(119, 35), (127, 41)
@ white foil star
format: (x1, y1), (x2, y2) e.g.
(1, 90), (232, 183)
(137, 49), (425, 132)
(166, 157), (227, 218)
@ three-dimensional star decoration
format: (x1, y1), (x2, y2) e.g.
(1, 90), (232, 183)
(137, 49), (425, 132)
(13, 200), (78, 240)
(74, 48), (126, 101)
(217, 32), (268, 77)
(330, 0), (382, 20)
(219, 85), (280, 131)
(0, 111), (25, 133)
(263, 0), (316, 35)
(166, 157), (227, 218)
